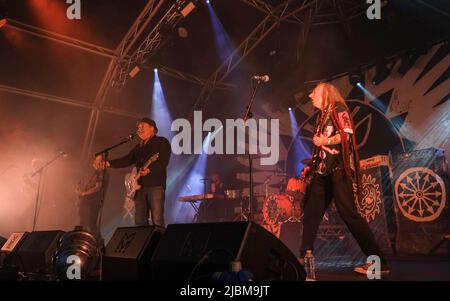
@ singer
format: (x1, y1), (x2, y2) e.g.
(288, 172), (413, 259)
(105, 117), (171, 227)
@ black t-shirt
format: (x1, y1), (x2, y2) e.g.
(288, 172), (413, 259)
(109, 136), (171, 188)
(81, 169), (109, 202)
(314, 103), (354, 174)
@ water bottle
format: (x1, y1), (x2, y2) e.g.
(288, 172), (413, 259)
(304, 250), (316, 281)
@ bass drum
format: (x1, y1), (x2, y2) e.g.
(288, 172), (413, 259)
(262, 193), (302, 225)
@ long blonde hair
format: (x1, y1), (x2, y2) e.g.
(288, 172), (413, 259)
(315, 82), (349, 111)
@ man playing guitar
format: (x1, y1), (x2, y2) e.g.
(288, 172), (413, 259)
(75, 155), (109, 236)
(105, 118), (171, 227)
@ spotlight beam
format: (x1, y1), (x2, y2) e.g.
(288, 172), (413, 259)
(193, 0), (320, 111)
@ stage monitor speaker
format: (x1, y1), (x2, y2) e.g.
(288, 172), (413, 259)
(102, 226), (164, 281)
(151, 221), (306, 281)
(15, 231), (65, 273)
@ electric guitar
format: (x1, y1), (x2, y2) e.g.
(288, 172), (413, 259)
(124, 153), (159, 199)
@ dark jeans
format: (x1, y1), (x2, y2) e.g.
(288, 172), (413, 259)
(79, 197), (101, 235)
(134, 186), (165, 227)
(300, 169), (386, 262)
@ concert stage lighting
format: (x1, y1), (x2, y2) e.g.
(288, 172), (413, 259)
(179, 2), (196, 17)
(53, 228), (100, 281)
(177, 26), (189, 38)
(349, 69), (364, 87)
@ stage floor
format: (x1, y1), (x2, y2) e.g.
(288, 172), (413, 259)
(315, 255), (450, 281)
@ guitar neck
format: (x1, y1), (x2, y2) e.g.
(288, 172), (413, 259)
(142, 153), (159, 170)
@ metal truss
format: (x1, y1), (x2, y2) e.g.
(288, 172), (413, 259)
(192, 0), (321, 111)
(1, 1), (237, 162)
(158, 66), (237, 90)
(112, 0), (193, 88)
(0, 84), (142, 119)
(240, 0), (367, 26)
(3, 19), (117, 59)
(81, 0), (167, 161)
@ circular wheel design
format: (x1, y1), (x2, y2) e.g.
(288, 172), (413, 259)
(395, 167), (446, 222)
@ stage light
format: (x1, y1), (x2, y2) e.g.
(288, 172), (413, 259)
(180, 2), (196, 17)
(0, 19), (7, 29)
(206, 0), (210, 4)
(349, 69), (364, 87)
(357, 82), (363, 88)
(154, 68), (158, 73)
(53, 228), (100, 281)
(288, 107), (292, 111)
(177, 26), (189, 38)
(129, 65), (141, 78)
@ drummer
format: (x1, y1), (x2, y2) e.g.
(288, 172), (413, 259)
(210, 172), (225, 194)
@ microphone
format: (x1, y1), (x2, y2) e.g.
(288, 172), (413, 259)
(125, 132), (137, 141)
(252, 75), (269, 82)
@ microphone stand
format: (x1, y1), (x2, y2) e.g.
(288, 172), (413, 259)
(243, 78), (263, 222)
(94, 135), (134, 281)
(30, 152), (66, 231)
(94, 135), (134, 240)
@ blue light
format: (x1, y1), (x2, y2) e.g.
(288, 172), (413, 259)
(357, 82), (363, 87)
(152, 71), (172, 138)
(289, 109), (310, 176)
(154, 68), (158, 73)
(357, 84), (388, 113)
(206, 0), (235, 62)
(288, 107), (292, 111)
(206, 0), (210, 4)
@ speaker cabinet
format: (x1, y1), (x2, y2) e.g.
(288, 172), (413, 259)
(151, 221), (305, 281)
(102, 226), (164, 281)
(15, 231), (64, 273)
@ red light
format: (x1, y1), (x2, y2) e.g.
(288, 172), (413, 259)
(0, 19), (7, 29)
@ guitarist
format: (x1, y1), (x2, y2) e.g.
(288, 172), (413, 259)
(106, 118), (171, 227)
(75, 155), (109, 236)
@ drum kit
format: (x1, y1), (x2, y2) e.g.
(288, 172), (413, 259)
(261, 159), (311, 226)
(262, 177), (306, 226)
(179, 159), (311, 227)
